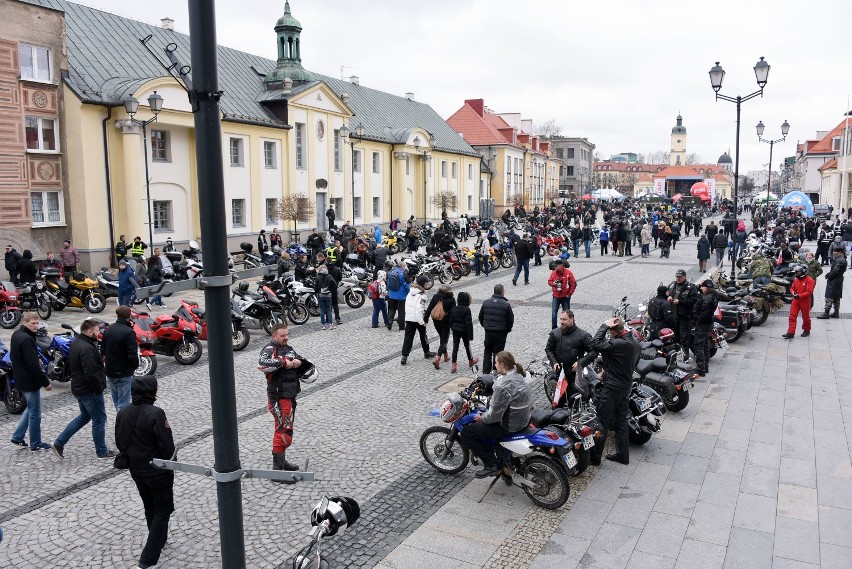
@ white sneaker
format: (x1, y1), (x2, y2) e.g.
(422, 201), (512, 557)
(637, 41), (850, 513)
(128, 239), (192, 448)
(145, 302), (152, 311)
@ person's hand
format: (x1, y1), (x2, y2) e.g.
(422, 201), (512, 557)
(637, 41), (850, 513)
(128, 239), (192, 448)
(604, 317), (619, 328)
(552, 363), (560, 372)
(44, 384), (52, 391)
(571, 362), (578, 372)
(667, 296), (673, 302)
(673, 299), (679, 304)
(291, 359), (302, 369)
(474, 413), (483, 422)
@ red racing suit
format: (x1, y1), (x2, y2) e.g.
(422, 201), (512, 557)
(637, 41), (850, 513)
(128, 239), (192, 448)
(258, 341), (302, 453)
(787, 275), (815, 334)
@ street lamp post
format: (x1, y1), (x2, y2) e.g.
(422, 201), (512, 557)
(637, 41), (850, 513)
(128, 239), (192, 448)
(339, 122), (366, 226)
(708, 57), (771, 230)
(756, 119), (791, 234)
(123, 91), (164, 249)
(412, 134), (434, 225)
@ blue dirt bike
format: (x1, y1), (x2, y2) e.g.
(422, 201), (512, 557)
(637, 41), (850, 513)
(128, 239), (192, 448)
(420, 375), (572, 509)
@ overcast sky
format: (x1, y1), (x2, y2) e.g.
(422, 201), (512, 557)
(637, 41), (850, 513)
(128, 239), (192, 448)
(71, 0), (852, 175)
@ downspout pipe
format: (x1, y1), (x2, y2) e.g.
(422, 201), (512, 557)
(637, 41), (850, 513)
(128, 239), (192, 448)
(101, 104), (116, 267)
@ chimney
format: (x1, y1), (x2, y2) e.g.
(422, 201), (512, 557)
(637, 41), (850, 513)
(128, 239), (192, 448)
(405, 92), (415, 101)
(465, 99), (485, 117)
(282, 77), (293, 95)
(341, 92), (350, 104)
(349, 75), (360, 86)
(160, 17), (174, 31)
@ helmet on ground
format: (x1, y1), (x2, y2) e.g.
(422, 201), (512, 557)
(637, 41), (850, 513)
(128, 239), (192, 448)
(237, 282), (249, 292)
(658, 328), (675, 343)
(439, 393), (466, 423)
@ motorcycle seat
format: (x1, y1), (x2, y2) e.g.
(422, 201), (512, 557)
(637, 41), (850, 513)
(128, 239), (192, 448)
(529, 408), (554, 428)
(507, 426), (540, 438)
(35, 336), (52, 350)
(55, 280), (69, 291)
(100, 273), (118, 282)
(636, 357), (667, 376)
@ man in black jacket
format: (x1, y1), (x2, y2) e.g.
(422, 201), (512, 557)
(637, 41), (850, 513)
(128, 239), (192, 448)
(545, 310), (595, 401)
(647, 285), (675, 340)
(305, 228), (325, 261)
(478, 284), (514, 374)
(15, 250), (38, 284)
(52, 319), (117, 458)
(100, 306), (139, 412)
(692, 280), (719, 376)
(668, 269), (700, 353)
(10, 312), (52, 450)
(258, 323), (303, 478)
(115, 375), (175, 569)
(511, 233), (534, 286)
(4, 244), (22, 284)
(589, 317), (640, 466)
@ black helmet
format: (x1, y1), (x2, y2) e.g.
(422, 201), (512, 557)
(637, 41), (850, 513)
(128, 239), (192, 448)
(237, 282), (249, 292)
(794, 265), (807, 278)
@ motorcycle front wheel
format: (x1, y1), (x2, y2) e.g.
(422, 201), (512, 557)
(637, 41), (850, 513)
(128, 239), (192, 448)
(344, 290), (366, 309)
(500, 255), (515, 269)
(37, 298), (52, 320)
(173, 338), (203, 365)
(0, 309), (21, 329)
(438, 269), (452, 285)
(419, 426), (469, 474)
(135, 355), (158, 377)
(262, 314), (286, 335)
(752, 306), (770, 326)
(288, 303), (310, 325)
(232, 325), (251, 351)
(522, 456), (570, 510)
(451, 267), (462, 281)
(461, 264), (471, 277)
(85, 292), (106, 313)
(244, 258), (258, 270)
(4, 384), (26, 414)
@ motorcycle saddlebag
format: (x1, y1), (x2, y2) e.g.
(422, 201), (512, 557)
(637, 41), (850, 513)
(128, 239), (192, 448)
(640, 373), (677, 400)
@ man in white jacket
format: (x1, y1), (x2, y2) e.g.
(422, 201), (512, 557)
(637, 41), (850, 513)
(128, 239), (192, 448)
(400, 274), (436, 365)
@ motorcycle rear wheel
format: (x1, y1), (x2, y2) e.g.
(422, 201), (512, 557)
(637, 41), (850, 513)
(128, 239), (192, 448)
(85, 293), (106, 314)
(420, 272), (434, 291)
(752, 306), (770, 326)
(4, 384), (26, 414)
(420, 426), (469, 474)
(0, 309), (21, 329)
(51, 299), (66, 311)
(173, 338), (203, 365)
(305, 295), (320, 317)
(135, 355), (157, 377)
(573, 448), (590, 476)
(288, 303), (310, 325)
(522, 456), (570, 509)
(451, 267), (462, 281)
(727, 325), (745, 343)
(232, 325), (250, 351)
(461, 264), (471, 277)
(489, 259), (499, 271)
(662, 390), (690, 412)
(629, 429), (653, 445)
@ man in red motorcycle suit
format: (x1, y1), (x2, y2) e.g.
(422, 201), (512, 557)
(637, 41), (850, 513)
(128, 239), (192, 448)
(258, 323), (303, 482)
(783, 265), (815, 339)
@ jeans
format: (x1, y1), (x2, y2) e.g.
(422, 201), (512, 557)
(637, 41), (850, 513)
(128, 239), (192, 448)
(512, 258), (530, 283)
(149, 278), (163, 306)
(551, 296), (571, 329)
(118, 293), (133, 307)
(55, 393), (108, 456)
(715, 248), (725, 267)
(753, 276), (771, 286)
(482, 331), (507, 374)
(12, 389), (43, 448)
(318, 295), (333, 326)
(572, 239), (580, 257)
(132, 471), (175, 568)
(641, 244), (649, 256)
(584, 240), (591, 257)
(331, 296), (341, 322)
(108, 375), (133, 412)
(371, 298), (388, 327)
(474, 254), (490, 276)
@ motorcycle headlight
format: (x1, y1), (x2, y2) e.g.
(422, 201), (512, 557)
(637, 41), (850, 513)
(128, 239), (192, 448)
(36, 281), (44, 290)
(196, 323), (202, 334)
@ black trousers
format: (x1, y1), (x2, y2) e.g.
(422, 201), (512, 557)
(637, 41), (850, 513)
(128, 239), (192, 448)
(402, 322), (429, 356)
(434, 320), (451, 356)
(677, 318), (693, 353)
(387, 298), (405, 330)
(331, 296), (341, 322)
(451, 331), (474, 362)
(693, 322), (711, 373)
(460, 420), (507, 468)
(131, 471), (175, 567)
(482, 331), (508, 374)
(591, 385), (631, 461)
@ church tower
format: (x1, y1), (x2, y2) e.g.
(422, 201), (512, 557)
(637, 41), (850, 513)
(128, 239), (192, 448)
(670, 114), (687, 166)
(264, 1), (316, 89)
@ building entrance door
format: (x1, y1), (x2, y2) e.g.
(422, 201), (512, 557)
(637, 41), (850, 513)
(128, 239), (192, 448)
(316, 192), (327, 230)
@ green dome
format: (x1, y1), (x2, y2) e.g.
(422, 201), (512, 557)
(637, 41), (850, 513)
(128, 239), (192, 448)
(276, 2), (302, 30)
(672, 114), (686, 134)
(265, 65), (316, 84)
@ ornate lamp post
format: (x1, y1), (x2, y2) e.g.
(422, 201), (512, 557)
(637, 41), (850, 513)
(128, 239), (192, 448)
(339, 122), (366, 224)
(756, 119), (791, 233)
(123, 91), (164, 248)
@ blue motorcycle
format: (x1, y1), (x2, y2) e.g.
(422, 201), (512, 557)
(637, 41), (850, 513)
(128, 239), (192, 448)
(420, 376), (572, 509)
(36, 323), (76, 383)
(0, 348), (26, 414)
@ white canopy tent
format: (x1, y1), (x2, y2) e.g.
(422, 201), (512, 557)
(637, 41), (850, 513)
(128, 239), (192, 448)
(593, 188), (626, 200)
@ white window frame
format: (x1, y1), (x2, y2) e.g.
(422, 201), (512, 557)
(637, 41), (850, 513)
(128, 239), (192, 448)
(353, 150), (362, 173)
(152, 200), (173, 232)
(372, 196), (381, 218)
(295, 123), (306, 169)
(229, 138), (244, 167)
(452, 162), (458, 179)
(333, 129), (342, 171)
(30, 190), (64, 227)
(231, 198), (246, 227)
(353, 196), (362, 218)
(19, 43), (51, 83)
(372, 152), (380, 174)
(151, 130), (169, 162)
(25, 116), (59, 152)
(263, 140), (277, 169)
(468, 163), (473, 180)
(265, 198), (280, 225)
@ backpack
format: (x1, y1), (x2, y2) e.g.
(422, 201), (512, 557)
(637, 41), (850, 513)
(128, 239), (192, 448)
(430, 300), (447, 321)
(387, 269), (402, 291)
(367, 281), (381, 300)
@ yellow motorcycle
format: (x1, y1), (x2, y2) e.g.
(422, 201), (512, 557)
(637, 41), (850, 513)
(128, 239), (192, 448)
(41, 269), (107, 313)
(382, 231), (406, 254)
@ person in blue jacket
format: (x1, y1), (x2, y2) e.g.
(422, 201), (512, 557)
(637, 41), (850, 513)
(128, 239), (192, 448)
(117, 259), (137, 307)
(386, 262), (410, 331)
(373, 225), (383, 244)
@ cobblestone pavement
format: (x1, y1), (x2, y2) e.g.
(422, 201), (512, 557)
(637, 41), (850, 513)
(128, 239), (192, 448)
(6, 220), (839, 569)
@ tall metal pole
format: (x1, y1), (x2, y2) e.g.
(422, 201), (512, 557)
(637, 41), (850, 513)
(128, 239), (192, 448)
(764, 140), (774, 235)
(187, 2), (246, 566)
(351, 143), (356, 223)
(142, 123), (154, 249)
(733, 97), (741, 225)
(423, 151), (427, 225)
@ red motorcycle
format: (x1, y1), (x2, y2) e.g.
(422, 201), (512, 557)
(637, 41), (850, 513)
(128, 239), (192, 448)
(176, 299), (251, 351)
(443, 250), (471, 280)
(0, 283), (22, 329)
(130, 308), (203, 368)
(542, 234), (566, 256)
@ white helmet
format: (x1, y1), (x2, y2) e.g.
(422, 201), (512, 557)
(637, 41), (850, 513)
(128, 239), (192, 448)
(299, 359), (319, 384)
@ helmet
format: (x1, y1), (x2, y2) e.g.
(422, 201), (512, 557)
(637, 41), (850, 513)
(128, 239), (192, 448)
(794, 265), (807, 278)
(299, 359), (318, 384)
(439, 393), (466, 423)
(658, 328), (675, 343)
(237, 282), (249, 292)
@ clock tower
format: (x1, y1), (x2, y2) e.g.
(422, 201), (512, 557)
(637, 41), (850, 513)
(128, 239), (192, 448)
(670, 114), (687, 166)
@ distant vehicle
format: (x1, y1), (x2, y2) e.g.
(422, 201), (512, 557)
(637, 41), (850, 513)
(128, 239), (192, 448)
(813, 203), (832, 219)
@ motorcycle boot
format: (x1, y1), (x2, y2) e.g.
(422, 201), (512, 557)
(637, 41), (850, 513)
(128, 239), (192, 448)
(474, 463), (500, 478)
(831, 305), (840, 318)
(271, 452), (297, 484)
(816, 309), (831, 319)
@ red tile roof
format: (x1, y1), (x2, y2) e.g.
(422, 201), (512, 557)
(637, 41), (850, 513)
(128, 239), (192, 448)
(808, 119), (852, 154)
(819, 158), (838, 171)
(446, 101), (520, 147)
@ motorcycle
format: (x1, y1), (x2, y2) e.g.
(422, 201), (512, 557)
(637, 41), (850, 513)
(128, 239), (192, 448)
(420, 375), (572, 510)
(130, 310), (204, 366)
(39, 323), (78, 383)
(176, 299), (251, 351)
(232, 283), (287, 335)
(0, 281), (22, 329)
(16, 280), (52, 320)
(633, 357), (695, 412)
(529, 395), (603, 477)
(337, 275), (366, 309)
(0, 347), (26, 414)
(240, 242), (278, 269)
(41, 268), (106, 313)
(257, 276), (311, 325)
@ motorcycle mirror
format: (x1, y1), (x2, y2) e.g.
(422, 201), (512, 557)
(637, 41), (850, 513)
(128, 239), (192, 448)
(188, 240), (200, 250)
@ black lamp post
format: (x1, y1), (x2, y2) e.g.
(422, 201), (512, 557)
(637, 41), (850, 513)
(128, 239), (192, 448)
(123, 91), (164, 249)
(412, 134), (434, 225)
(708, 57), (771, 226)
(339, 122), (366, 226)
(756, 119), (791, 233)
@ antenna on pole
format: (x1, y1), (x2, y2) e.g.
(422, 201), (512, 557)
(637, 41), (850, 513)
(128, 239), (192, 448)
(340, 65), (358, 80)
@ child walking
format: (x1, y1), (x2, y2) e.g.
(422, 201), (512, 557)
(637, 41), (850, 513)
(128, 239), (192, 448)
(448, 292), (478, 373)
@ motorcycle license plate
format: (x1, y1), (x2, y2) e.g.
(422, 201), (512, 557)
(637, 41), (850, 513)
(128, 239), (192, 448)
(681, 381), (692, 392)
(563, 452), (577, 469)
(582, 435), (595, 450)
(719, 340), (729, 350)
(637, 398), (651, 412)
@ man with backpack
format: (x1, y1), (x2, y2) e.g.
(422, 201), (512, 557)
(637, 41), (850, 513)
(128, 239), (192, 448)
(647, 285), (675, 340)
(368, 270), (389, 329)
(386, 262), (409, 331)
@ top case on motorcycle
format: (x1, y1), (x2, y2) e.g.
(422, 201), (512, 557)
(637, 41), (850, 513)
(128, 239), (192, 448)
(470, 374), (495, 396)
(345, 254), (360, 264)
(635, 357), (668, 377)
(41, 267), (61, 278)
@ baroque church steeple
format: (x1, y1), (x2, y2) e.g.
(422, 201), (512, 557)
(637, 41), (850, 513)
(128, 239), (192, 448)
(264, 1), (316, 88)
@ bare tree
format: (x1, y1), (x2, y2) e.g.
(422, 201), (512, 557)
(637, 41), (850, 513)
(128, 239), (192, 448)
(685, 153), (702, 165)
(646, 150), (670, 165)
(509, 192), (526, 209)
(275, 194), (316, 238)
(534, 119), (562, 140)
(431, 190), (458, 218)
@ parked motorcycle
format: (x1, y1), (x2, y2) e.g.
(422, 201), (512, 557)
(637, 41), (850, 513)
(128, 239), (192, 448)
(0, 347), (25, 414)
(41, 268), (106, 313)
(176, 299), (251, 351)
(258, 276), (311, 325)
(16, 280), (52, 320)
(0, 282), (22, 329)
(420, 375), (572, 510)
(232, 282), (286, 335)
(130, 310), (203, 365)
